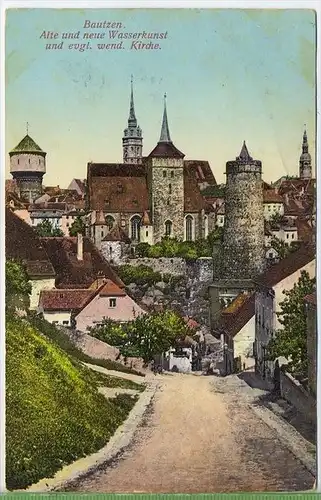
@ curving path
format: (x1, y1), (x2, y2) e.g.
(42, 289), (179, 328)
(71, 372), (314, 494)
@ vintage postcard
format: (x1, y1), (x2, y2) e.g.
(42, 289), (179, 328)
(3, 3), (318, 495)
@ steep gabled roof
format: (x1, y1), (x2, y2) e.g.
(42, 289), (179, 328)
(99, 279), (126, 297)
(256, 243), (315, 289)
(220, 293), (255, 338)
(41, 236), (124, 289)
(5, 208), (55, 278)
(39, 289), (94, 311)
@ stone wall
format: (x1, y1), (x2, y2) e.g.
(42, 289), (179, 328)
(280, 371), (316, 426)
(128, 257), (187, 276)
(125, 257), (213, 326)
(62, 328), (145, 371)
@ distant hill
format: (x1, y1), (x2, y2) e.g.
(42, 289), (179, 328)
(6, 313), (140, 490)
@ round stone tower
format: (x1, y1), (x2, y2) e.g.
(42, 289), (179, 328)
(9, 132), (46, 203)
(222, 141), (265, 280)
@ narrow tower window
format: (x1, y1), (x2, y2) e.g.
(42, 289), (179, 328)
(163, 170), (167, 178)
(165, 220), (172, 237)
(185, 215), (194, 241)
(169, 184), (172, 194)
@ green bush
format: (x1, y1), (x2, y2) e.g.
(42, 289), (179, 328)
(6, 314), (139, 490)
(116, 264), (162, 286)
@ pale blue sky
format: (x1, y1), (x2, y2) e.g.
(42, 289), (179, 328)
(5, 8), (316, 185)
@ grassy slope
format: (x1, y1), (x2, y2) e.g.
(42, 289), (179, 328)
(29, 315), (145, 377)
(6, 314), (140, 490)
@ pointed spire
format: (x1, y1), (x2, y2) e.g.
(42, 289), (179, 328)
(128, 74), (137, 124)
(302, 125), (309, 153)
(237, 140), (253, 162)
(159, 93), (171, 143)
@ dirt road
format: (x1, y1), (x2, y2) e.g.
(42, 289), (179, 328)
(71, 373), (314, 493)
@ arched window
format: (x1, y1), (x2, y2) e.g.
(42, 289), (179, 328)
(185, 215), (194, 241)
(165, 220), (172, 237)
(130, 215), (141, 241)
(105, 215), (115, 230)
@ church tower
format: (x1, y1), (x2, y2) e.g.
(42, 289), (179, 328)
(122, 76), (143, 164)
(9, 128), (46, 203)
(299, 127), (312, 179)
(148, 94), (185, 243)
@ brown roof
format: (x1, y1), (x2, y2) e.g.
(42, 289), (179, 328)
(296, 218), (313, 242)
(29, 202), (67, 212)
(184, 160), (216, 185)
(5, 208), (56, 278)
(304, 292), (316, 306)
(256, 242), (315, 289)
(39, 289), (94, 311)
(99, 279), (126, 297)
(87, 163), (149, 213)
(263, 190), (284, 203)
(220, 293), (255, 337)
(87, 161), (208, 214)
(148, 141), (185, 159)
(184, 167), (207, 212)
(41, 236), (124, 289)
(278, 178), (315, 196)
(102, 225), (131, 243)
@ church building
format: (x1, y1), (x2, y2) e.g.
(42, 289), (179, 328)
(87, 81), (217, 249)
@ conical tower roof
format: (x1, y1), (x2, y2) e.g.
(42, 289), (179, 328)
(10, 134), (44, 154)
(148, 94), (184, 159)
(236, 141), (253, 162)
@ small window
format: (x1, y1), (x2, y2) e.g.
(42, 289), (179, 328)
(269, 252), (273, 258)
(292, 233), (294, 239)
(101, 231), (104, 237)
(53, 321), (59, 325)
(109, 298), (116, 308)
(169, 184), (172, 194)
(286, 233), (289, 239)
(109, 246), (112, 252)
(39, 158), (41, 165)
(63, 320), (69, 325)
(163, 170), (167, 178)
(171, 170), (174, 178)
(28, 158), (30, 164)
(17, 159), (20, 165)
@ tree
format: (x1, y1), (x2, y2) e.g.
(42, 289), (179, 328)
(270, 236), (300, 260)
(35, 219), (64, 237)
(69, 216), (86, 237)
(267, 270), (315, 377)
(89, 310), (192, 363)
(6, 259), (32, 311)
(207, 227), (224, 248)
(135, 242), (151, 258)
(269, 212), (284, 227)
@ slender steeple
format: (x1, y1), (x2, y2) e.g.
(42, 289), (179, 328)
(128, 75), (137, 126)
(299, 126), (312, 179)
(122, 75), (143, 164)
(159, 93), (171, 143)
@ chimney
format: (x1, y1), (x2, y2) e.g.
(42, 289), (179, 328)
(77, 232), (83, 261)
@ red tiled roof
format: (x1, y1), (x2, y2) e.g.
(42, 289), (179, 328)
(304, 293), (316, 306)
(41, 236), (124, 289)
(99, 279), (126, 297)
(5, 208), (55, 278)
(263, 190), (284, 203)
(40, 289), (94, 311)
(278, 178), (315, 196)
(183, 316), (200, 329)
(102, 226), (130, 243)
(256, 242), (315, 289)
